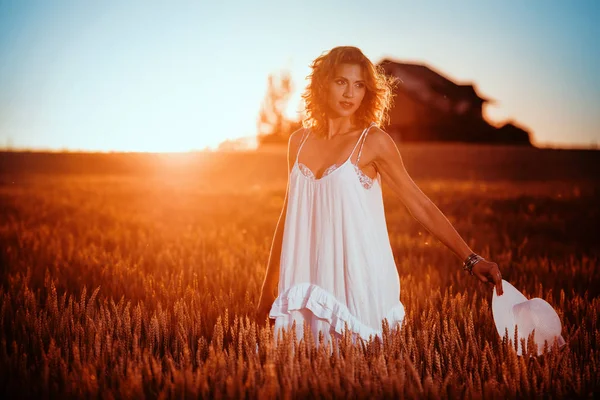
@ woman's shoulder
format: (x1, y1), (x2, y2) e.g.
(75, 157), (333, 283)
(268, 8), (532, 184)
(363, 125), (401, 162)
(289, 127), (307, 142)
(285, 127), (307, 167)
(288, 127), (307, 151)
(366, 125), (395, 149)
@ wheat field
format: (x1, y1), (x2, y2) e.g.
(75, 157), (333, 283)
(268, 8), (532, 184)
(0, 144), (599, 398)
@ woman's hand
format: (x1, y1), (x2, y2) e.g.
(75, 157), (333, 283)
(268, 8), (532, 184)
(472, 259), (504, 295)
(255, 293), (276, 327)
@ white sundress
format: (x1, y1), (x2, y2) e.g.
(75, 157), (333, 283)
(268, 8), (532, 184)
(269, 122), (406, 347)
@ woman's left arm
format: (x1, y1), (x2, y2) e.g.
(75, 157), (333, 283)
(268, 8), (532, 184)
(368, 127), (504, 295)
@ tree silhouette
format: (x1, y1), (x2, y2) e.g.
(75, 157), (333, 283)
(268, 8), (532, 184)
(257, 70), (294, 145)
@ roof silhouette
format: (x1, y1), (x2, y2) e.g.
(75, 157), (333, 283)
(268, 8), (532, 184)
(378, 59), (493, 104)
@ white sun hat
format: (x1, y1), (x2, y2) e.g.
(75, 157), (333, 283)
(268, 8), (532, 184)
(492, 279), (566, 356)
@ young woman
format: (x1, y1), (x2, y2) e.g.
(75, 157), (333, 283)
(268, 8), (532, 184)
(255, 46), (503, 347)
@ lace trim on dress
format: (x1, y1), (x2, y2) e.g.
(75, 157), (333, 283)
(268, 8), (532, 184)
(353, 164), (374, 189)
(298, 162), (375, 189)
(269, 282), (405, 341)
(298, 162), (340, 180)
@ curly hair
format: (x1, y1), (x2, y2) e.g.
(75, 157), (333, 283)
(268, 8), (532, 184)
(301, 46), (396, 138)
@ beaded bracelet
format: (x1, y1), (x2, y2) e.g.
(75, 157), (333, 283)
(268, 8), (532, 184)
(462, 252), (484, 275)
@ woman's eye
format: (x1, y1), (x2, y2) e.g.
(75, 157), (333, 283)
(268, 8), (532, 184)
(336, 79), (346, 85)
(355, 83), (365, 88)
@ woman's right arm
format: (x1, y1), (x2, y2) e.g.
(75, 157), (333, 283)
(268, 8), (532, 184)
(255, 128), (304, 320)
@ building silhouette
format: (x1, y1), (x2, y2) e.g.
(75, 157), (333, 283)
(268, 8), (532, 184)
(379, 59), (532, 146)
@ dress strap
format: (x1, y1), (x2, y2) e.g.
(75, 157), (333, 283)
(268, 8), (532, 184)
(296, 128), (311, 161)
(350, 122), (376, 164)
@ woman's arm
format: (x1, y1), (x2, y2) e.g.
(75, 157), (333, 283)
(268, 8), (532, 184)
(256, 128), (304, 318)
(258, 198), (287, 303)
(367, 127), (504, 294)
(369, 127), (472, 261)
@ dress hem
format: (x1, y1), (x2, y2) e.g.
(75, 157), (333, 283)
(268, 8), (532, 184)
(269, 282), (405, 341)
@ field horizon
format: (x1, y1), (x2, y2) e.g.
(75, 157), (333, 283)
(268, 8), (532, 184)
(1, 143), (598, 398)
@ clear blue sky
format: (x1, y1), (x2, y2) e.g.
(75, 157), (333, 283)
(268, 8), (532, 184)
(1, 0), (599, 151)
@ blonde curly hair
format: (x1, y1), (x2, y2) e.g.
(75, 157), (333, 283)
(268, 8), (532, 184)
(301, 46), (396, 138)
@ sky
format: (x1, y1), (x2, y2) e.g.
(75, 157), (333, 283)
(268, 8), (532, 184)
(0, 0), (599, 151)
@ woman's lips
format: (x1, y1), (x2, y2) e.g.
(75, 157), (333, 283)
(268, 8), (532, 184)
(339, 101), (354, 109)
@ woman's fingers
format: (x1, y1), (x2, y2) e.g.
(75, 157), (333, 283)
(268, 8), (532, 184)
(473, 260), (504, 295)
(490, 265), (503, 295)
(494, 273), (503, 295)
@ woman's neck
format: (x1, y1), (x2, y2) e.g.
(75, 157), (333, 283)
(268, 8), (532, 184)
(324, 117), (358, 140)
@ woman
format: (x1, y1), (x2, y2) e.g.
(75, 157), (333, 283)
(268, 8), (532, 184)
(255, 46), (503, 347)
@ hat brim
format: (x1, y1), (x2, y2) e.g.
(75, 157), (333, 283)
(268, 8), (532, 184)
(492, 279), (528, 340)
(492, 280), (567, 355)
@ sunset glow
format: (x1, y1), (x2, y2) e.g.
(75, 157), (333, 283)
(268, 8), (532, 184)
(1, 0), (598, 151)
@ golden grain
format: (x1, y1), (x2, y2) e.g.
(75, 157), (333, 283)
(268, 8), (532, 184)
(0, 150), (598, 398)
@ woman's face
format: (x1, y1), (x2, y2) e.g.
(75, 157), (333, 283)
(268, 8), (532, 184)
(326, 63), (366, 119)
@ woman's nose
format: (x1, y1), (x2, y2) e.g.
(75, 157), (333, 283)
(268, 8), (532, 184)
(343, 87), (354, 98)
